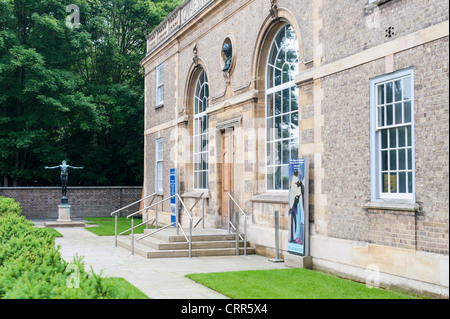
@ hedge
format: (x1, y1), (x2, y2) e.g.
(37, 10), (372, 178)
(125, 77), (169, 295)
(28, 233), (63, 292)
(0, 196), (22, 217)
(0, 198), (146, 299)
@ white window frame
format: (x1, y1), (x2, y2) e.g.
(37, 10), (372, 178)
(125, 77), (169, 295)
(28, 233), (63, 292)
(370, 68), (415, 202)
(156, 64), (164, 107)
(155, 138), (164, 194)
(265, 24), (300, 192)
(193, 70), (209, 190)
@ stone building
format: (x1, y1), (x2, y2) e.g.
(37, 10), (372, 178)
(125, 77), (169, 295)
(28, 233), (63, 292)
(141, 0), (449, 297)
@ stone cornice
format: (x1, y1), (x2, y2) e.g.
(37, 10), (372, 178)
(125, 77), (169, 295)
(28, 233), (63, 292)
(142, 0), (216, 65)
(295, 20), (449, 85)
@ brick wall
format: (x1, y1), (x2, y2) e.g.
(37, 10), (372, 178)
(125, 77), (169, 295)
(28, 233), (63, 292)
(397, 37), (449, 255)
(367, 209), (416, 250)
(322, 60), (382, 243)
(321, 0), (449, 65)
(321, 37), (449, 255)
(0, 187), (143, 219)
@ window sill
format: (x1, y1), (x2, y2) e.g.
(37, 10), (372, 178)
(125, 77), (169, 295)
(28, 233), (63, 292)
(181, 190), (210, 199)
(155, 104), (164, 110)
(250, 192), (289, 204)
(363, 200), (419, 212)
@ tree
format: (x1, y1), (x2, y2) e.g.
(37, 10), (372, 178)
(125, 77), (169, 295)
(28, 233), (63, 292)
(62, 0), (181, 186)
(0, 0), (106, 186)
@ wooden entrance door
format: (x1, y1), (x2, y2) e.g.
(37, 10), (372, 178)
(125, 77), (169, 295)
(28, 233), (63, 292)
(221, 129), (234, 228)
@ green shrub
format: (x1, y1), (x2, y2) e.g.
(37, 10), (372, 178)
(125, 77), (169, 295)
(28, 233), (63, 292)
(0, 213), (147, 299)
(0, 197), (22, 217)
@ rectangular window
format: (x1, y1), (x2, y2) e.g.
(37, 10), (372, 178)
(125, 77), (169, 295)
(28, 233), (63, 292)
(156, 64), (164, 106)
(155, 138), (163, 193)
(193, 115), (208, 190)
(371, 69), (414, 201)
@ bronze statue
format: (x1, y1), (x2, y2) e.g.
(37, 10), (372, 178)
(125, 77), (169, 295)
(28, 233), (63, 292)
(222, 43), (232, 72)
(45, 160), (84, 204)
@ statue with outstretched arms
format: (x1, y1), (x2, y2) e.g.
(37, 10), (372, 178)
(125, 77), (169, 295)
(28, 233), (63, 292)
(45, 160), (84, 200)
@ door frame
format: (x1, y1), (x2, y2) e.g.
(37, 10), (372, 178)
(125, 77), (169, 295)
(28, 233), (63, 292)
(216, 117), (241, 229)
(221, 128), (235, 228)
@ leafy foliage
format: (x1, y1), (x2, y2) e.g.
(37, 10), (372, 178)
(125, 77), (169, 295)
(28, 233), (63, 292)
(0, 0), (181, 187)
(0, 207), (148, 299)
(0, 196), (22, 217)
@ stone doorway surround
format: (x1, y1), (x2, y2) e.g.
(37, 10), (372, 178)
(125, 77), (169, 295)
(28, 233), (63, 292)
(216, 117), (240, 229)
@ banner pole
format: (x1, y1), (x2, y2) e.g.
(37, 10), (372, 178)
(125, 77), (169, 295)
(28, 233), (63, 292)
(269, 210), (283, 263)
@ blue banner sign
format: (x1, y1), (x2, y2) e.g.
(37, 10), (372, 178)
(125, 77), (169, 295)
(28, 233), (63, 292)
(287, 158), (309, 256)
(170, 169), (177, 224)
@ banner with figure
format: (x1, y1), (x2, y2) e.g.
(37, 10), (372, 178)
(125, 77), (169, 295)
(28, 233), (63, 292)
(170, 169), (177, 224)
(287, 158), (309, 256)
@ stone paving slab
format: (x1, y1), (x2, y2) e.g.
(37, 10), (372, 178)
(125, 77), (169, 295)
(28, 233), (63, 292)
(50, 226), (289, 299)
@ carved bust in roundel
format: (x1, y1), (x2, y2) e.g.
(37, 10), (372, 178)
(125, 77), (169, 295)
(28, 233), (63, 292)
(222, 43), (232, 72)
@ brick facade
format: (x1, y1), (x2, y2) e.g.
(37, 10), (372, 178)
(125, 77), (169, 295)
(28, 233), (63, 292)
(141, 0), (449, 296)
(0, 187), (143, 219)
(367, 209), (416, 250)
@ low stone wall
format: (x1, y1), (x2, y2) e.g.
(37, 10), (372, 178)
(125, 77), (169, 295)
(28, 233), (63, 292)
(0, 187), (143, 219)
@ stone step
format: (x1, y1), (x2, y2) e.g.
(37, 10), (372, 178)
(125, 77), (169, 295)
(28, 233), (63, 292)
(117, 236), (254, 258)
(143, 227), (243, 243)
(135, 235), (249, 250)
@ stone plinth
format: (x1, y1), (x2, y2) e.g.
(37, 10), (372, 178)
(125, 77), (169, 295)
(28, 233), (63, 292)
(44, 220), (86, 228)
(284, 253), (312, 269)
(44, 204), (85, 228)
(57, 204), (71, 222)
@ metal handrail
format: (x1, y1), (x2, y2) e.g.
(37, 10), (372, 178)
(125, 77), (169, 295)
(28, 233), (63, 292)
(228, 222), (244, 241)
(176, 193), (193, 219)
(177, 222), (189, 242)
(111, 192), (157, 216)
(228, 193), (248, 219)
(136, 222), (175, 242)
(114, 193), (193, 258)
(118, 217), (155, 236)
(112, 193), (157, 247)
(127, 194), (176, 219)
(176, 194), (193, 257)
(184, 192), (205, 229)
(189, 193), (204, 211)
(227, 192), (248, 256)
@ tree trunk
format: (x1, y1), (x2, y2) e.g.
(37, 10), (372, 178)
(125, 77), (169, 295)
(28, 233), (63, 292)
(1, 81), (7, 187)
(13, 150), (19, 187)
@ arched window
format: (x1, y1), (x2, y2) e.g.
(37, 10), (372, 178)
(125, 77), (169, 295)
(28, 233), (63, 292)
(266, 24), (300, 191)
(193, 70), (209, 190)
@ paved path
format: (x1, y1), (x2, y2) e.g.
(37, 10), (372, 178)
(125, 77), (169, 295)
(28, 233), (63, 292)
(50, 226), (288, 299)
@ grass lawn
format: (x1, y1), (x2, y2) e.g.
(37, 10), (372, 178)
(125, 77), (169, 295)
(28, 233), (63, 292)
(103, 277), (150, 299)
(46, 220), (150, 299)
(186, 268), (416, 299)
(84, 217), (151, 236)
